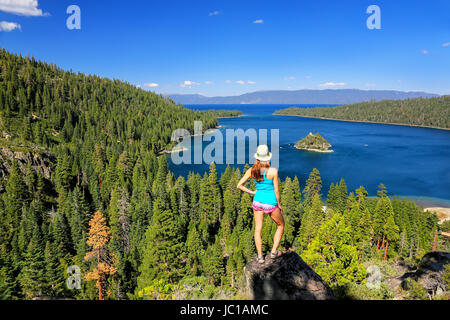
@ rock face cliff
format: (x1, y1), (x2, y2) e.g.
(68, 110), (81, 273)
(244, 251), (336, 300)
(0, 147), (55, 180)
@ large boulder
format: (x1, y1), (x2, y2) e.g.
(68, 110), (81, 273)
(400, 251), (450, 297)
(244, 251), (336, 300)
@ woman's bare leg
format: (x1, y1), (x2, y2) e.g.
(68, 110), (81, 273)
(269, 208), (284, 253)
(253, 210), (264, 257)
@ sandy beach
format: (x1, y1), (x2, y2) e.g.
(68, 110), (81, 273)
(425, 207), (450, 224)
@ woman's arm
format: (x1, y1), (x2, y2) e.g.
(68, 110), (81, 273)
(272, 168), (281, 209)
(237, 169), (256, 195)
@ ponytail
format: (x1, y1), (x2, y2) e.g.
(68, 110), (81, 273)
(251, 160), (270, 182)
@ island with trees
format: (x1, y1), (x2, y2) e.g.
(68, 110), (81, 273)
(295, 132), (333, 153)
(274, 95), (450, 130)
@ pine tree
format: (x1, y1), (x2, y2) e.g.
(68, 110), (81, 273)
(171, 176), (190, 240)
(109, 188), (131, 253)
(373, 192), (395, 251)
(4, 161), (29, 230)
(222, 189), (236, 237)
(51, 211), (73, 258)
(203, 237), (224, 286)
(383, 215), (400, 260)
(152, 156), (169, 200)
(337, 178), (348, 214)
(84, 211), (117, 300)
(19, 223), (46, 298)
(0, 254), (17, 299)
(296, 193), (324, 250)
(136, 200), (184, 290)
(55, 153), (72, 198)
(326, 183), (338, 211)
(302, 168), (322, 206)
(186, 225), (204, 276)
(302, 212), (367, 289)
(281, 177), (300, 248)
(44, 241), (65, 296)
(220, 165), (233, 190)
(69, 186), (90, 253)
(198, 163), (222, 243)
(239, 191), (253, 230)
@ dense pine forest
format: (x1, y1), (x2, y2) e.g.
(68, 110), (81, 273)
(199, 110), (242, 118)
(274, 96), (450, 129)
(0, 50), (448, 300)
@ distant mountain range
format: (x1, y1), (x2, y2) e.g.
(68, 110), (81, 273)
(168, 89), (440, 105)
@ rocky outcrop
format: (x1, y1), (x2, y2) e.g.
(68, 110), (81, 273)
(244, 251), (336, 300)
(399, 251), (450, 297)
(0, 147), (55, 180)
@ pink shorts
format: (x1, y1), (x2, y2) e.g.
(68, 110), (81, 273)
(252, 201), (279, 214)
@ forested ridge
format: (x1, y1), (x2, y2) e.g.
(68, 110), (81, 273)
(274, 96), (450, 129)
(0, 50), (448, 300)
(199, 110), (242, 118)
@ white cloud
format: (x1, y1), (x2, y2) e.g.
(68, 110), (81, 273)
(442, 42), (450, 47)
(421, 49), (429, 54)
(0, 0), (48, 16)
(225, 80), (232, 84)
(209, 10), (220, 16)
(204, 81), (213, 85)
(365, 83), (376, 87)
(318, 82), (346, 88)
(253, 19), (264, 24)
(144, 83), (159, 88)
(284, 76), (296, 81)
(236, 80), (245, 85)
(180, 80), (199, 88)
(247, 80), (256, 84)
(0, 21), (21, 31)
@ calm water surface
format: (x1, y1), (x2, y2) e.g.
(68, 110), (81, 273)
(169, 104), (450, 206)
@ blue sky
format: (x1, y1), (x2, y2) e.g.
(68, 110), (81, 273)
(0, 0), (449, 96)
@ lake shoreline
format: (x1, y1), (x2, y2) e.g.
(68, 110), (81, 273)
(295, 147), (334, 153)
(159, 124), (222, 156)
(175, 104), (450, 201)
(274, 114), (450, 131)
(216, 115), (245, 119)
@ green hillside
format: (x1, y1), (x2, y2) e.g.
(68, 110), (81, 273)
(274, 96), (450, 129)
(0, 49), (217, 154)
(0, 50), (447, 301)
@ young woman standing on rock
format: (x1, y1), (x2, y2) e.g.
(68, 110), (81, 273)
(237, 145), (285, 264)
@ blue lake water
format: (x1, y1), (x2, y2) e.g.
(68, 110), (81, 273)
(169, 104), (450, 207)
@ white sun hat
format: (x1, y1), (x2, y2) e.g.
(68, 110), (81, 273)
(254, 145), (272, 162)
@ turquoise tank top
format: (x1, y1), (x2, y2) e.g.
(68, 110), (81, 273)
(253, 171), (278, 205)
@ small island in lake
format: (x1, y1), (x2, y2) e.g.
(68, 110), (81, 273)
(295, 132), (334, 153)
